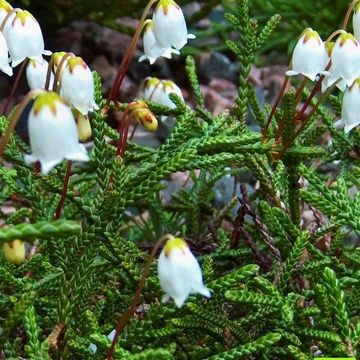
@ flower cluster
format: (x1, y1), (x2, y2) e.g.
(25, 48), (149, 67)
(139, 0), (195, 64)
(287, 6), (360, 133)
(0, 2), (100, 174)
(0, 3), (51, 76)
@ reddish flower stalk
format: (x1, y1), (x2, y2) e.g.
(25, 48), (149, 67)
(106, 0), (159, 110)
(54, 161), (72, 219)
(116, 107), (132, 158)
(262, 75), (289, 142)
(106, 234), (172, 360)
(2, 59), (28, 115)
(342, 0), (360, 30)
(0, 90), (42, 158)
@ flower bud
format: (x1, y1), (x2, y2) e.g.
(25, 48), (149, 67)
(152, 0), (195, 51)
(334, 78), (360, 133)
(139, 20), (178, 65)
(326, 32), (360, 88)
(3, 239), (25, 264)
(144, 77), (184, 108)
(0, 31), (12, 76)
(75, 111), (92, 142)
(157, 237), (211, 308)
(128, 101), (158, 131)
(59, 56), (98, 115)
(3, 10), (51, 67)
(24, 91), (89, 174)
(286, 28), (327, 81)
(26, 58), (54, 90)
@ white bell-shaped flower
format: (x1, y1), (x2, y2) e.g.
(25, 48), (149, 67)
(26, 58), (54, 90)
(3, 10), (51, 67)
(157, 237), (211, 308)
(24, 92), (89, 174)
(325, 32), (360, 89)
(144, 77), (184, 108)
(334, 79), (360, 133)
(139, 20), (178, 64)
(152, 0), (195, 51)
(0, 0), (13, 27)
(0, 31), (12, 76)
(59, 56), (98, 115)
(353, 2), (360, 41)
(286, 28), (328, 81)
(321, 41), (344, 93)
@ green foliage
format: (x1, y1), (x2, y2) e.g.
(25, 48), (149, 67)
(0, 0), (359, 359)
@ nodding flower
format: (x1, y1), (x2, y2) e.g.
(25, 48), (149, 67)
(3, 10), (51, 68)
(152, 0), (195, 51)
(143, 77), (184, 108)
(286, 28), (328, 82)
(323, 32), (360, 90)
(157, 237), (211, 308)
(59, 56), (99, 115)
(24, 92), (89, 174)
(334, 78), (360, 133)
(139, 20), (179, 64)
(26, 58), (54, 90)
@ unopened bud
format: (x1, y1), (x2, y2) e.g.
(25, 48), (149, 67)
(75, 111), (92, 142)
(128, 101), (158, 131)
(3, 240), (25, 264)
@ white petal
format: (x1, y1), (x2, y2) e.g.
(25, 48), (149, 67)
(285, 70), (299, 77)
(152, 1), (191, 50)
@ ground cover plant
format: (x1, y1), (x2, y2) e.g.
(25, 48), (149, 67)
(0, 0), (360, 359)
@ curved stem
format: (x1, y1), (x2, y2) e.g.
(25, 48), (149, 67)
(116, 107), (131, 157)
(54, 161), (72, 219)
(2, 59), (28, 115)
(262, 75), (289, 142)
(273, 77), (309, 142)
(294, 77), (308, 106)
(52, 52), (75, 93)
(342, 0), (360, 30)
(278, 79), (340, 157)
(0, 90), (42, 158)
(106, 234), (174, 360)
(105, 0), (159, 109)
(44, 55), (55, 91)
(0, 8), (21, 32)
(129, 123), (139, 140)
(325, 29), (346, 46)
